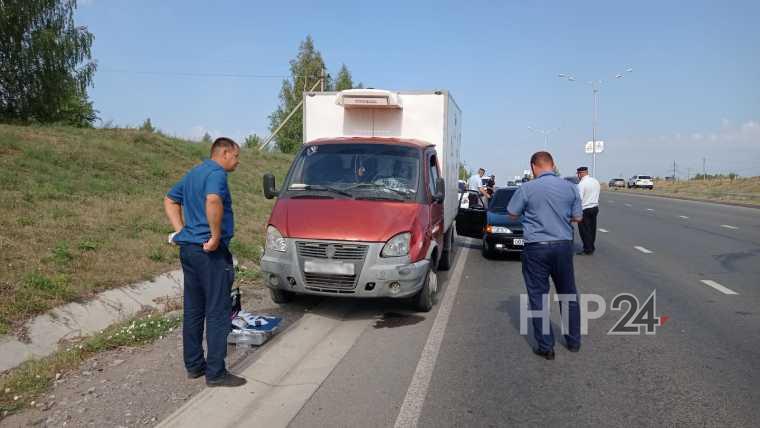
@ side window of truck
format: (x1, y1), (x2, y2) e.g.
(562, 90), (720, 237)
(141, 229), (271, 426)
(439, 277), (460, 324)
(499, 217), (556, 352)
(428, 154), (440, 198)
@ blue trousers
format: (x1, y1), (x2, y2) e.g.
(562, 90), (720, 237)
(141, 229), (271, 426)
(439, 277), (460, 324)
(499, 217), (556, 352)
(179, 244), (234, 380)
(521, 241), (581, 351)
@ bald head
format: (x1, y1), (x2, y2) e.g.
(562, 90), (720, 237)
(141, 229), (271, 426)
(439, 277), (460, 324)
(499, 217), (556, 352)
(530, 151), (555, 168)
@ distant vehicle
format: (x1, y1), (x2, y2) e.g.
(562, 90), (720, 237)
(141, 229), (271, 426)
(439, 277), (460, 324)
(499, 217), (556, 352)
(628, 175), (654, 189)
(456, 188), (524, 258)
(506, 181), (517, 187)
(608, 178), (626, 189)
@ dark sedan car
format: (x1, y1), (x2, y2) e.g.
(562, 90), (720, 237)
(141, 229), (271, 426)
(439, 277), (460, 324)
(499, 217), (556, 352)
(456, 188), (524, 258)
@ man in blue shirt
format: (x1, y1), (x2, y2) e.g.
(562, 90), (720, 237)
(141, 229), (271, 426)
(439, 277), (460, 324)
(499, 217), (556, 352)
(507, 151), (583, 360)
(164, 137), (245, 387)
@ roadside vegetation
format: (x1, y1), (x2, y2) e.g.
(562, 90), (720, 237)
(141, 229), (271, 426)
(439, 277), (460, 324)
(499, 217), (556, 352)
(0, 311), (180, 417)
(609, 177), (760, 206)
(0, 124), (292, 334)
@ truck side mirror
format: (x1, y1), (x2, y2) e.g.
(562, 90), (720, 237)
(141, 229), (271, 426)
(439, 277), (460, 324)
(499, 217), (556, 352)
(263, 173), (279, 199)
(433, 178), (445, 203)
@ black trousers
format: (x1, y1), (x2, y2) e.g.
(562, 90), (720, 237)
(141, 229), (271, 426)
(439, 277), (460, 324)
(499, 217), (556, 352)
(578, 206), (599, 253)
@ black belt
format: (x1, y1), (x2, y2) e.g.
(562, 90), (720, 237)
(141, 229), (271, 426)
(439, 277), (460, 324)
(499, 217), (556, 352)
(525, 240), (572, 246)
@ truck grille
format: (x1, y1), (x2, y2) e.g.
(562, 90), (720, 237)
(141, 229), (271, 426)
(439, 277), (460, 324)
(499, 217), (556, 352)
(303, 273), (357, 293)
(296, 241), (368, 260)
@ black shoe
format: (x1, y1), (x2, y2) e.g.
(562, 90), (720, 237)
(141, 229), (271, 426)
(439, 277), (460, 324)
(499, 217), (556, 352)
(187, 369), (205, 379)
(567, 344), (581, 353)
(533, 348), (555, 360)
(206, 371), (247, 387)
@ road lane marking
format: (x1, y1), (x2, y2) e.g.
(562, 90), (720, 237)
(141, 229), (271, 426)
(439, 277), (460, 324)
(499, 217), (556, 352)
(394, 242), (471, 428)
(646, 208), (654, 212)
(598, 228), (609, 233)
(700, 280), (738, 295)
(720, 225), (739, 230)
(624, 203), (632, 207)
(679, 215), (689, 219)
(634, 246), (653, 254)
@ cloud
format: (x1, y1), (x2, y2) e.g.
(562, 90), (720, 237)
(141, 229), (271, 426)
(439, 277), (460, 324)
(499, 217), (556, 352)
(631, 119), (760, 149)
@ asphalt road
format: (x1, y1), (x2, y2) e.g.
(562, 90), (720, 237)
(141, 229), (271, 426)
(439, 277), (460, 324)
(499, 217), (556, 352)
(285, 192), (760, 427)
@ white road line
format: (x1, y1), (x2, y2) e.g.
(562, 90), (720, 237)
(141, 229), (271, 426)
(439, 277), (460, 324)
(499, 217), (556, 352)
(700, 280), (738, 295)
(646, 208), (654, 212)
(598, 228), (609, 233)
(394, 243), (470, 428)
(679, 215), (689, 219)
(624, 203), (632, 207)
(634, 246), (653, 254)
(720, 225), (739, 230)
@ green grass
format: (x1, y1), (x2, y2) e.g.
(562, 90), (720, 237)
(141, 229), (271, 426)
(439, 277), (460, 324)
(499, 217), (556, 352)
(0, 124), (293, 334)
(0, 311), (181, 417)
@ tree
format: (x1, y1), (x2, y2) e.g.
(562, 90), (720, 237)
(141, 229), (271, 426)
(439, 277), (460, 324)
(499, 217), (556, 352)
(244, 134), (262, 149)
(0, 0), (98, 127)
(201, 132), (212, 144)
(334, 64), (354, 91)
(268, 36), (330, 153)
(140, 118), (155, 133)
(458, 163), (470, 180)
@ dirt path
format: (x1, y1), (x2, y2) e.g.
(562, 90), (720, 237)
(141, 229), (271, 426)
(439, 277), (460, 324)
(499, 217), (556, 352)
(3, 287), (319, 427)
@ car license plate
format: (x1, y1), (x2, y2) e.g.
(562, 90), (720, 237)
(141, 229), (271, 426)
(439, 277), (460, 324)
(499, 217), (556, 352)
(304, 260), (355, 275)
(513, 238), (524, 246)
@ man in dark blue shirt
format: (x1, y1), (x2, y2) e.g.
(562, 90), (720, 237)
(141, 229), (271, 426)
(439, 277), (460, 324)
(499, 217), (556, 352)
(164, 137), (246, 387)
(507, 151), (583, 360)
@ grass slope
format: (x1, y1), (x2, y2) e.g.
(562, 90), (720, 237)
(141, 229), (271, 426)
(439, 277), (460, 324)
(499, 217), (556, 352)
(0, 124), (292, 334)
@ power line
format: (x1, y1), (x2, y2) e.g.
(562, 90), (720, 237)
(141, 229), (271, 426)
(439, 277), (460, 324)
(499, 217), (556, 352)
(98, 68), (325, 80)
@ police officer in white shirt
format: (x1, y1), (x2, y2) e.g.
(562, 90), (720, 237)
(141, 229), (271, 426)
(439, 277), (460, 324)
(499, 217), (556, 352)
(467, 168), (487, 207)
(576, 166), (600, 255)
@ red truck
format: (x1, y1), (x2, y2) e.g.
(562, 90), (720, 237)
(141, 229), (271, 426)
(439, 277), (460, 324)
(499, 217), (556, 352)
(261, 89), (462, 311)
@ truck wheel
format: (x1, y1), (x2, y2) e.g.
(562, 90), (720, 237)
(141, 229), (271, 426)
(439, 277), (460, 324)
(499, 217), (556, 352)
(438, 227), (454, 271)
(270, 288), (293, 304)
(414, 267), (437, 312)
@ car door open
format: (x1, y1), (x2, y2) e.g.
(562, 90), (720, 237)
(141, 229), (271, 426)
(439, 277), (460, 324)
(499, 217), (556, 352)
(456, 190), (487, 238)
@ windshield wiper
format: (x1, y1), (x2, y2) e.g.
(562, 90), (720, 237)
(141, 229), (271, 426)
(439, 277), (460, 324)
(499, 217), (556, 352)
(346, 183), (413, 198)
(288, 184), (354, 198)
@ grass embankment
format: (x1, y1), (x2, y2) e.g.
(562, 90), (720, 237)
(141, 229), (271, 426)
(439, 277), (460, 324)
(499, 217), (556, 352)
(609, 177), (760, 206)
(0, 311), (180, 416)
(0, 124), (292, 335)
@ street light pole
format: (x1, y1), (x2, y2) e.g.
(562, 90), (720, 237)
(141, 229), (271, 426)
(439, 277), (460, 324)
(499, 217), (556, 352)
(528, 126), (558, 150)
(559, 68), (632, 178)
(592, 81), (599, 176)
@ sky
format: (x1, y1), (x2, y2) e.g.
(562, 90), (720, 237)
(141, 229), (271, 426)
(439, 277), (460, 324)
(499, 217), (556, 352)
(75, 0), (760, 182)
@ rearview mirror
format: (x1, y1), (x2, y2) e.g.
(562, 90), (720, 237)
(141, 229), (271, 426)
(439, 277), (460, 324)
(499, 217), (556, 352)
(263, 173), (278, 199)
(433, 178), (445, 203)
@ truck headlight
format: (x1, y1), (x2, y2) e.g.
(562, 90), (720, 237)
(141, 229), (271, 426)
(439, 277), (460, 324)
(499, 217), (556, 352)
(266, 226), (287, 253)
(486, 225), (512, 234)
(381, 232), (411, 257)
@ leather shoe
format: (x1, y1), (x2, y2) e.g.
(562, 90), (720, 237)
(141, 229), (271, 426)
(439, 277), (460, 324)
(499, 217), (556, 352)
(533, 348), (555, 360)
(206, 371), (247, 388)
(187, 369), (205, 379)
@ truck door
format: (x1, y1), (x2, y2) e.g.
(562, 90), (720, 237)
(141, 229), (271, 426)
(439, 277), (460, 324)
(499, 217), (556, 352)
(427, 151), (444, 241)
(456, 190), (487, 238)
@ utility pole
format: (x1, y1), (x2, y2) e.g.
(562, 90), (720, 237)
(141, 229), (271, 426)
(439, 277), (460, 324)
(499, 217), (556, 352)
(673, 160), (677, 181)
(702, 157), (707, 181)
(687, 167), (691, 181)
(260, 75), (325, 151)
(592, 81), (599, 177)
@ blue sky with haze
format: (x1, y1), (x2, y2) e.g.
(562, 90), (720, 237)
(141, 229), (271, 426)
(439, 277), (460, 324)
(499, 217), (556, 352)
(76, 0), (759, 181)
